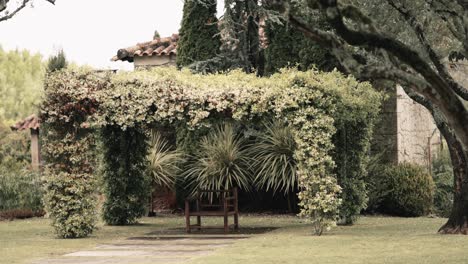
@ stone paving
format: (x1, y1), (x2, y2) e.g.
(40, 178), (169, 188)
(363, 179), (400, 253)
(31, 228), (276, 264)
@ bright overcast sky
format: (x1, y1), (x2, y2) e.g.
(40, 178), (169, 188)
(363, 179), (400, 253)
(0, 0), (224, 70)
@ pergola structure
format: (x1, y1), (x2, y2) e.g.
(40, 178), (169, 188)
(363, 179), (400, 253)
(11, 114), (41, 171)
(40, 67), (380, 238)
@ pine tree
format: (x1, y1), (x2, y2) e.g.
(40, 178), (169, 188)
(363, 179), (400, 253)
(176, 0), (221, 68)
(264, 14), (338, 75)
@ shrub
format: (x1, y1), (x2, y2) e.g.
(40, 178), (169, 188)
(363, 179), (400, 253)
(431, 148), (454, 217)
(250, 120), (297, 194)
(298, 176), (342, 235)
(184, 123), (252, 193)
(44, 170), (96, 238)
(0, 166), (43, 217)
(368, 163), (434, 217)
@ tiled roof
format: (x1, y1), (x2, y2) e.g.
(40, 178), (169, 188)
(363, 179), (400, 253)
(11, 114), (40, 131)
(112, 34), (179, 62)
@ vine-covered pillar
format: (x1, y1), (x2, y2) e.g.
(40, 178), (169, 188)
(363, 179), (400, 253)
(101, 125), (150, 225)
(287, 98), (342, 236)
(41, 70), (100, 238)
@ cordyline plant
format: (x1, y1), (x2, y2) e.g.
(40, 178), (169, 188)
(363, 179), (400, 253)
(184, 123), (252, 193)
(264, 0), (468, 234)
(251, 120), (297, 195)
(148, 130), (184, 188)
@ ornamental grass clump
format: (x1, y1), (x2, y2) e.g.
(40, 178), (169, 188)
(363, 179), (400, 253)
(251, 120), (297, 194)
(184, 123), (252, 193)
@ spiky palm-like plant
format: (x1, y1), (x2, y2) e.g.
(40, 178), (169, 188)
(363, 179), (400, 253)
(148, 130), (184, 188)
(184, 123), (252, 193)
(251, 121), (297, 194)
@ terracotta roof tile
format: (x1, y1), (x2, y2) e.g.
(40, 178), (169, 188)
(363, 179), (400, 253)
(112, 34), (179, 62)
(11, 114), (40, 131)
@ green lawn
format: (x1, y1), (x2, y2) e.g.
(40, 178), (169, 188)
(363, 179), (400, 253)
(1, 215), (467, 264)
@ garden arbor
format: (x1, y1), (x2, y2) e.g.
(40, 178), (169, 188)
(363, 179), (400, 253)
(41, 67), (380, 238)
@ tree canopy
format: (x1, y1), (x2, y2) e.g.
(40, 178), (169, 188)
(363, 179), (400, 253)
(0, 47), (44, 124)
(265, 0), (468, 234)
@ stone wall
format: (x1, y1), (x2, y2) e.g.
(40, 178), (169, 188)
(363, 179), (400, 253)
(395, 85), (441, 167)
(373, 86), (442, 167)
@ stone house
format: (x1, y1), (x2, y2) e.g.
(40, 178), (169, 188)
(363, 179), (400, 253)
(111, 34), (178, 69)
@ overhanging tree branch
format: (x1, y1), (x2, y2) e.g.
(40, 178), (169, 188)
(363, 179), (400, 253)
(386, 0), (468, 100)
(0, 0), (54, 22)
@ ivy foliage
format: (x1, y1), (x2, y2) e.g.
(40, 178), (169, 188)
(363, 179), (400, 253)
(100, 125), (151, 225)
(44, 67), (381, 235)
(176, 0), (220, 68)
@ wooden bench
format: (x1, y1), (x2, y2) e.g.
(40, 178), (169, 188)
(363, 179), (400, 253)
(185, 188), (239, 233)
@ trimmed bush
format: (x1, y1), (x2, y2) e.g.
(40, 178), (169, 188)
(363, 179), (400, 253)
(368, 163), (434, 217)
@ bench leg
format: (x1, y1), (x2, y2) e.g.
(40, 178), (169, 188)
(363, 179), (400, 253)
(185, 203), (191, 233)
(224, 215), (228, 233)
(197, 216), (201, 230)
(234, 213), (239, 230)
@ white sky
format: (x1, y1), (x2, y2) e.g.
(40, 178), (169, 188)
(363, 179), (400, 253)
(0, 0), (224, 70)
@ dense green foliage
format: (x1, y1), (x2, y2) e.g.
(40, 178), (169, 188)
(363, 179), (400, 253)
(0, 48), (44, 219)
(0, 164), (43, 217)
(0, 48), (44, 125)
(432, 148), (454, 217)
(184, 123), (252, 193)
(190, 0), (260, 73)
(332, 103), (380, 224)
(101, 126), (151, 225)
(368, 163), (434, 217)
(264, 16), (338, 75)
(176, 0), (220, 68)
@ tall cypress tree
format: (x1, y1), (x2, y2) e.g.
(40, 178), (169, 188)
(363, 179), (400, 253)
(176, 0), (221, 68)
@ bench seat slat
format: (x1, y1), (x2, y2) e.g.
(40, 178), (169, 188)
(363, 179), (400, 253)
(189, 211), (236, 216)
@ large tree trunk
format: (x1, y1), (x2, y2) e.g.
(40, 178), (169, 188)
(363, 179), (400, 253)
(393, 88), (468, 234)
(438, 142), (468, 234)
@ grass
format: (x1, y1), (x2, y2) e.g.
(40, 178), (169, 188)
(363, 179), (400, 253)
(191, 216), (468, 264)
(1, 215), (467, 264)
